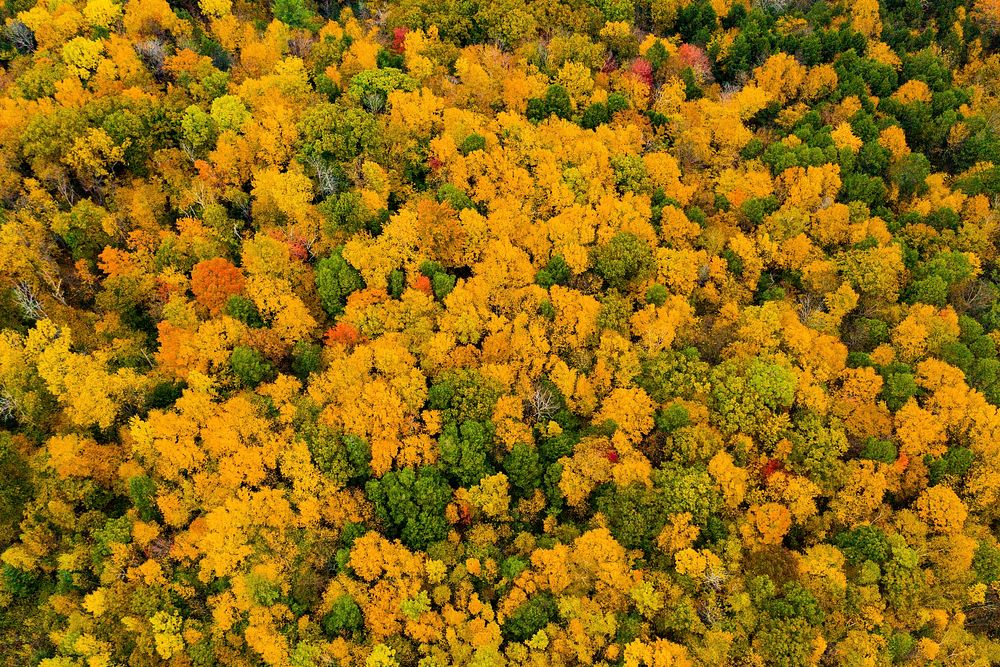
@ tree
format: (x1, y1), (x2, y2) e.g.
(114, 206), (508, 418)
(973, 0), (1000, 35)
(710, 358), (797, 443)
(230, 345), (273, 387)
(0, 435), (31, 548)
(677, 0), (717, 45)
(592, 232), (656, 290)
(323, 595), (364, 637)
(916, 485), (967, 534)
(191, 257), (245, 314)
(273, 0), (314, 27)
(348, 68), (418, 105)
(475, 0), (537, 46)
(365, 466), (451, 550)
(439, 420), (494, 487)
(536, 255), (571, 288)
(316, 247), (364, 317)
(298, 103), (381, 164)
(128, 474), (160, 522)
(502, 593), (558, 641)
(503, 443), (542, 496)
(890, 152), (931, 199)
(597, 482), (668, 552)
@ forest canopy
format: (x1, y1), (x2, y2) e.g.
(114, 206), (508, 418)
(2, 0), (1000, 665)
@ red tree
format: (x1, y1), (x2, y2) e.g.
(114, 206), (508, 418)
(191, 258), (245, 315)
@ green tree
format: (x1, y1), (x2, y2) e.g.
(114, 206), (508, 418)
(439, 420), (494, 487)
(316, 247), (364, 317)
(365, 466), (451, 550)
(128, 474), (160, 523)
(322, 595), (364, 637)
(273, 0), (315, 28)
(0, 436), (31, 548)
(427, 369), (504, 424)
(592, 232), (656, 290)
(225, 295), (264, 327)
(536, 255), (571, 288)
(502, 443), (542, 496)
(230, 346), (274, 387)
(298, 104), (381, 164)
(710, 358), (797, 441)
(890, 152), (931, 199)
(305, 427), (371, 484)
(502, 593), (558, 641)
(347, 68), (418, 104)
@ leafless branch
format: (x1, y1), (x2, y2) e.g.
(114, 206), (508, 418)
(704, 567), (726, 591)
(54, 173), (78, 206)
(0, 390), (17, 422)
(309, 157), (344, 196)
(526, 383), (559, 423)
(361, 91), (386, 114)
(134, 39), (167, 78)
(5, 21), (35, 53)
(12, 281), (46, 320)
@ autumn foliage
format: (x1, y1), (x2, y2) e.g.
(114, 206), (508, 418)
(191, 257), (246, 314)
(2, 0), (1000, 665)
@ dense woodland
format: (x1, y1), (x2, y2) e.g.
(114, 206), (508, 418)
(2, 0), (1000, 664)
